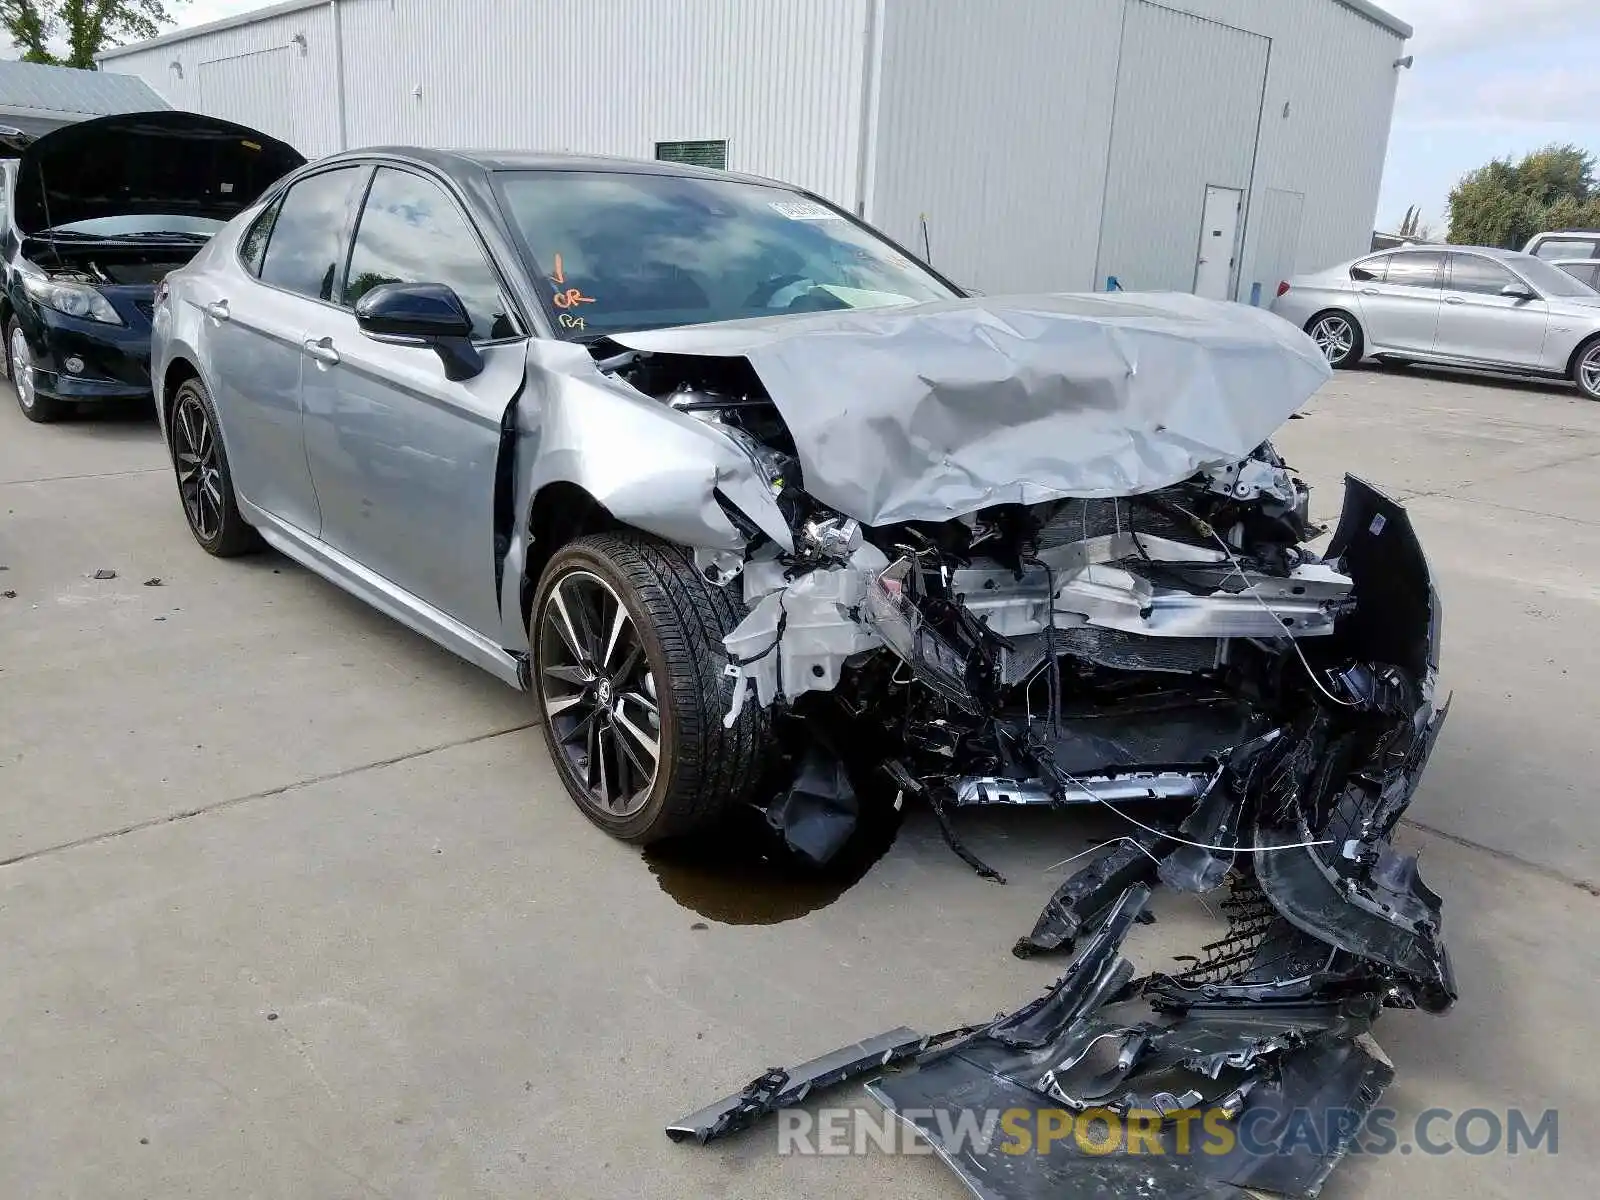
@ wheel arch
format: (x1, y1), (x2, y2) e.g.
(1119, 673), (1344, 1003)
(519, 481), (622, 635)
(160, 356), (203, 439)
(1565, 330), (1600, 380)
(1304, 306), (1362, 333)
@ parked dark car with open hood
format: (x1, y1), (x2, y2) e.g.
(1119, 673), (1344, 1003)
(2, 110), (303, 422)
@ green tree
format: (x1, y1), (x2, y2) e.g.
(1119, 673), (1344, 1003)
(1448, 144), (1600, 248)
(2, 0), (184, 70)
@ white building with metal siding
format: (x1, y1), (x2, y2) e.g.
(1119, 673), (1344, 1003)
(101, 0), (1410, 302)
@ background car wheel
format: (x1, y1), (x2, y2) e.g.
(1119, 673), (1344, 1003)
(1573, 337), (1600, 402)
(532, 532), (769, 844)
(1306, 310), (1364, 368)
(7, 318), (69, 423)
(169, 378), (260, 557)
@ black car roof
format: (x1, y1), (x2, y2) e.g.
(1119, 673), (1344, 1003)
(314, 146), (784, 189)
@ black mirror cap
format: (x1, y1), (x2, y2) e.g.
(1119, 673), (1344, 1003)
(355, 282), (483, 381)
(355, 282), (475, 340)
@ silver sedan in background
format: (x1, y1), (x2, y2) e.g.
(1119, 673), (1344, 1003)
(1272, 245), (1600, 400)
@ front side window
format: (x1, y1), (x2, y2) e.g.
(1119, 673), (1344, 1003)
(343, 167), (516, 341)
(258, 166), (367, 302)
(1351, 255), (1390, 282)
(1532, 237), (1600, 261)
(493, 169), (958, 338)
(1384, 252), (1445, 289)
(1448, 254), (1518, 296)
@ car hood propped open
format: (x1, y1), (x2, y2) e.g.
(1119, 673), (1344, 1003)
(607, 291), (1332, 527)
(13, 110), (305, 235)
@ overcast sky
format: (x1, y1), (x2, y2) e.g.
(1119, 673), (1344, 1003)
(39, 0), (1600, 236)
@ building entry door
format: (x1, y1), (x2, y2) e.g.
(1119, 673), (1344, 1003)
(1194, 185), (1243, 299)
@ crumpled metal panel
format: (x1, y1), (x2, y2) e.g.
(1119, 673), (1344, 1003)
(607, 292), (1331, 527)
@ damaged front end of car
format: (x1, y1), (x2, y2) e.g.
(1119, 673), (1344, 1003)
(598, 293), (1452, 1196)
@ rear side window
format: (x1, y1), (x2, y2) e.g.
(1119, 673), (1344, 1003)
(1447, 254), (1518, 296)
(1351, 255), (1389, 282)
(1532, 237), (1600, 260)
(1384, 252), (1444, 288)
(343, 166), (517, 340)
(1561, 262), (1600, 288)
(259, 167), (367, 302)
(238, 196), (281, 277)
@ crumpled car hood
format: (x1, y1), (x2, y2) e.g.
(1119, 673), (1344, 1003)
(608, 292), (1331, 526)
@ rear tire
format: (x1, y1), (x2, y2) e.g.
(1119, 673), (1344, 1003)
(1306, 310), (1364, 368)
(1573, 336), (1600, 402)
(168, 378), (260, 557)
(7, 318), (69, 423)
(531, 532), (769, 844)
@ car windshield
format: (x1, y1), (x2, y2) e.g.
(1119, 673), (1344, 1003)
(1513, 254), (1598, 298)
(493, 169), (958, 337)
(46, 214), (225, 238)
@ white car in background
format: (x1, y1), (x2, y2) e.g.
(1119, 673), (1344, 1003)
(1272, 245), (1600, 400)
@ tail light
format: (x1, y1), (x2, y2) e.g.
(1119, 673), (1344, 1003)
(1276, 281), (1292, 298)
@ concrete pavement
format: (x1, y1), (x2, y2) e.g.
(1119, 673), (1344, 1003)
(0, 368), (1595, 1198)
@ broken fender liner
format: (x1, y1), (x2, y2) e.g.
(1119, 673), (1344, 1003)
(664, 1026), (956, 1145)
(868, 1033), (1392, 1200)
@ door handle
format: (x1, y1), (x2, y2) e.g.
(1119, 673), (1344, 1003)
(204, 300), (230, 322)
(1444, 296), (1465, 305)
(1360, 287), (1379, 295)
(303, 337), (340, 366)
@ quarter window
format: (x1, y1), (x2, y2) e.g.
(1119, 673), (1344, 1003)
(343, 167), (516, 341)
(1350, 255), (1389, 282)
(1448, 254), (1519, 296)
(1384, 252), (1444, 289)
(238, 195), (281, 277)
(258, 167), (367, 302)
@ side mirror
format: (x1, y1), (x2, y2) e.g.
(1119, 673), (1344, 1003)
(354, 282), (483, 381)
(1500, 283), (1537, 301)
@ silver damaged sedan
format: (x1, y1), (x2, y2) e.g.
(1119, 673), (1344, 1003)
(152, 149), (1447, 936)
(1272, 244), (1600, 399)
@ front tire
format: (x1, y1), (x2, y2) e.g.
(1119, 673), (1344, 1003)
(1306, 310), (1364, 368)
(1574, 337), (1600, 402)
(532, 533), (768, 844)
(169, 378), (260, 556)
(7, 318), (69, 423)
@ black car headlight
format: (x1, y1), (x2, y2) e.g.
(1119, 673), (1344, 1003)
(22, 276), (123, 325)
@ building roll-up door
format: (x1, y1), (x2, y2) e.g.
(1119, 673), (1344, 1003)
(1095, 1), (1270, 299)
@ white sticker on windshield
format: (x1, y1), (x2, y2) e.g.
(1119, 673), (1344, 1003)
(769, 200), (842, 221)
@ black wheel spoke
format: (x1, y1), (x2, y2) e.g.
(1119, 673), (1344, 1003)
(542, 663), (591, 687)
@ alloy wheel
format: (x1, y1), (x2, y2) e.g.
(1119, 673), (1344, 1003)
(10, 325), (34, 411)
(1310, 315), (1355, 364)
(537, 569), (662, 817)
(1581, 344), (1600, 399)
(172, 391), (224, 542)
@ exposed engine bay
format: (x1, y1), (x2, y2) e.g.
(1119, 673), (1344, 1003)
(600, 294), (1456, 1198)
(29, 238), (200, 288)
